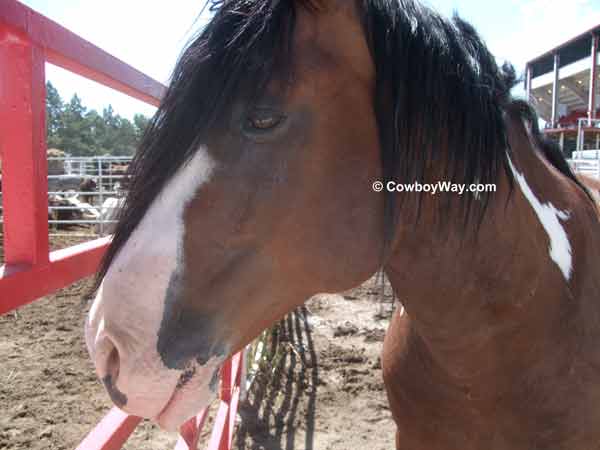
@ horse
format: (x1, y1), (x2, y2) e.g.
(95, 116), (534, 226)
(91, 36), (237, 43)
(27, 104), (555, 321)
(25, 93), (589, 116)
(84, 1), (600, 448)
(95, 197), (125, 235)
(78, 177), (98, 205)
(48, 192), (100, 229)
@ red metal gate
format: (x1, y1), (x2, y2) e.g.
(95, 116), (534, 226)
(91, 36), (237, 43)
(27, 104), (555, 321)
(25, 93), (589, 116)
(0, 2), (243, 449)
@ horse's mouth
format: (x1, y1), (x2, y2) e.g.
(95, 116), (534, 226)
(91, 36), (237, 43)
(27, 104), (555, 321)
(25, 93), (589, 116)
(154, 386), (181, 431)
(154, 364), (221, 431)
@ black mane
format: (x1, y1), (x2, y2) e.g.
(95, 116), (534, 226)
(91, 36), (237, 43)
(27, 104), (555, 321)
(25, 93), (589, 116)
(94, 0), (309, 288)
(95, 0), (585, 288)
(363, 0), (588, 237)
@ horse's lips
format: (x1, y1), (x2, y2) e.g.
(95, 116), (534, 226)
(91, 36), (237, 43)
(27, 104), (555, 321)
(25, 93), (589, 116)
(154, 365), (220, 432)
(154, 388), (183, 431)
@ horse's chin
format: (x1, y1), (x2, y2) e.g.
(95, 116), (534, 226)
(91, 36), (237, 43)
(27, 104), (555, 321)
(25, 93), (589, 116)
(154, 393), (201, 432)
(153, 360), (222, 432)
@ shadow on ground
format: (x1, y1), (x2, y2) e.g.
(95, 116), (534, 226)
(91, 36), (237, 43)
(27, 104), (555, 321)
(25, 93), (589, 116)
(236, 307), (318, 450)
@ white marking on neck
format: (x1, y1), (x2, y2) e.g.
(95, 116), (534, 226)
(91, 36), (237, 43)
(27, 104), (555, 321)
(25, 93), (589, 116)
(506, 153), (572, 281)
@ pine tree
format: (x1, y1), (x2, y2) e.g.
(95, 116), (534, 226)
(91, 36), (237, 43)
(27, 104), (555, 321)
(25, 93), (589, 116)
(112, 118), (137, 156)
(58, 94), (95, 156)
(44, 86), (150, 156)
(133, 114), (150, 141)
(46, 81), (64, 149)
(85, 110), (107, 154)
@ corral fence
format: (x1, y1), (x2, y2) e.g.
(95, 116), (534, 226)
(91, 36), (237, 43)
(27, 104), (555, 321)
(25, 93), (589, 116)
(567, 118), (600, 179)
(569, 150), (600, 179)
(4, 155), (132, 238)
(0, 1), (250, 449)
(46, 155), (133, 236)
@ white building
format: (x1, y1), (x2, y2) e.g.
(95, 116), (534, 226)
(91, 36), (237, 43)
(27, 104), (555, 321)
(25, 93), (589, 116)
(526, 25), (600, 157)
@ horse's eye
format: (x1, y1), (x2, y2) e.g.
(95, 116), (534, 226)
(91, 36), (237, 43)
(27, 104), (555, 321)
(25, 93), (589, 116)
(245, 109), (285, 132)
(250, 116), (280, 130)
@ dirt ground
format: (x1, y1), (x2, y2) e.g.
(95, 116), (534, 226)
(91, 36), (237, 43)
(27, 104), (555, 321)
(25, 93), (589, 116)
(236, 287), (397, 450)
(0, 232), (397, 450)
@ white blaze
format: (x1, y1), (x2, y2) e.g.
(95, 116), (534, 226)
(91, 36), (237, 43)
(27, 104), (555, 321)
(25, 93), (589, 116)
(86, 146), (220, 430)
(506, 154), (572, 281)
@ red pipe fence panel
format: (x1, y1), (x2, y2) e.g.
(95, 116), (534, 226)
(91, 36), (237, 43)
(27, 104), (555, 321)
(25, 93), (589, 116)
(0, 2), (244, 449)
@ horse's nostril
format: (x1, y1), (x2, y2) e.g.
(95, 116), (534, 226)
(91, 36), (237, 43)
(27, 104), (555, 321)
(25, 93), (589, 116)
(100, 342), (128, 408)
(102, 373), (128, 408)
(106, 345), (120, 380)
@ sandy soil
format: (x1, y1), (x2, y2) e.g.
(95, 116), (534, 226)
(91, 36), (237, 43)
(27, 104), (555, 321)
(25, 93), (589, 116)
(0, 234), (180, 450)
(236, 285), (397, 450)
(0, 276), (182, 450)
(0, 232), (397, 450)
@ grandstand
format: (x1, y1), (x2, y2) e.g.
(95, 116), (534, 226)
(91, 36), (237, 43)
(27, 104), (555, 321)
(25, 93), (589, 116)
(526, 25), (600, 161)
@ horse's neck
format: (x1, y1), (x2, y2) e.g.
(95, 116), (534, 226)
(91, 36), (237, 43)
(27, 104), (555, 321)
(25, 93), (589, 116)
(383, 118), (600, 384)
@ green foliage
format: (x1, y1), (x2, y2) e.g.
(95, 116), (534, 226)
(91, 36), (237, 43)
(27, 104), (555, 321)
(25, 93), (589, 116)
(46, 82), (63, 150)
(45, 81), (151, 156)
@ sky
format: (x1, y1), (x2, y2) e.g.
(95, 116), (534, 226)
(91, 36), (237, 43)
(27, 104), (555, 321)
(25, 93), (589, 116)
(20, 0), (600, 120)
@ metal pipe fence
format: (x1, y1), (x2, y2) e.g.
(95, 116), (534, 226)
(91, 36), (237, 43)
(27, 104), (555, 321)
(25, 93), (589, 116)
(1, 155), (133, 237)
(566, 118), (600, 179)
